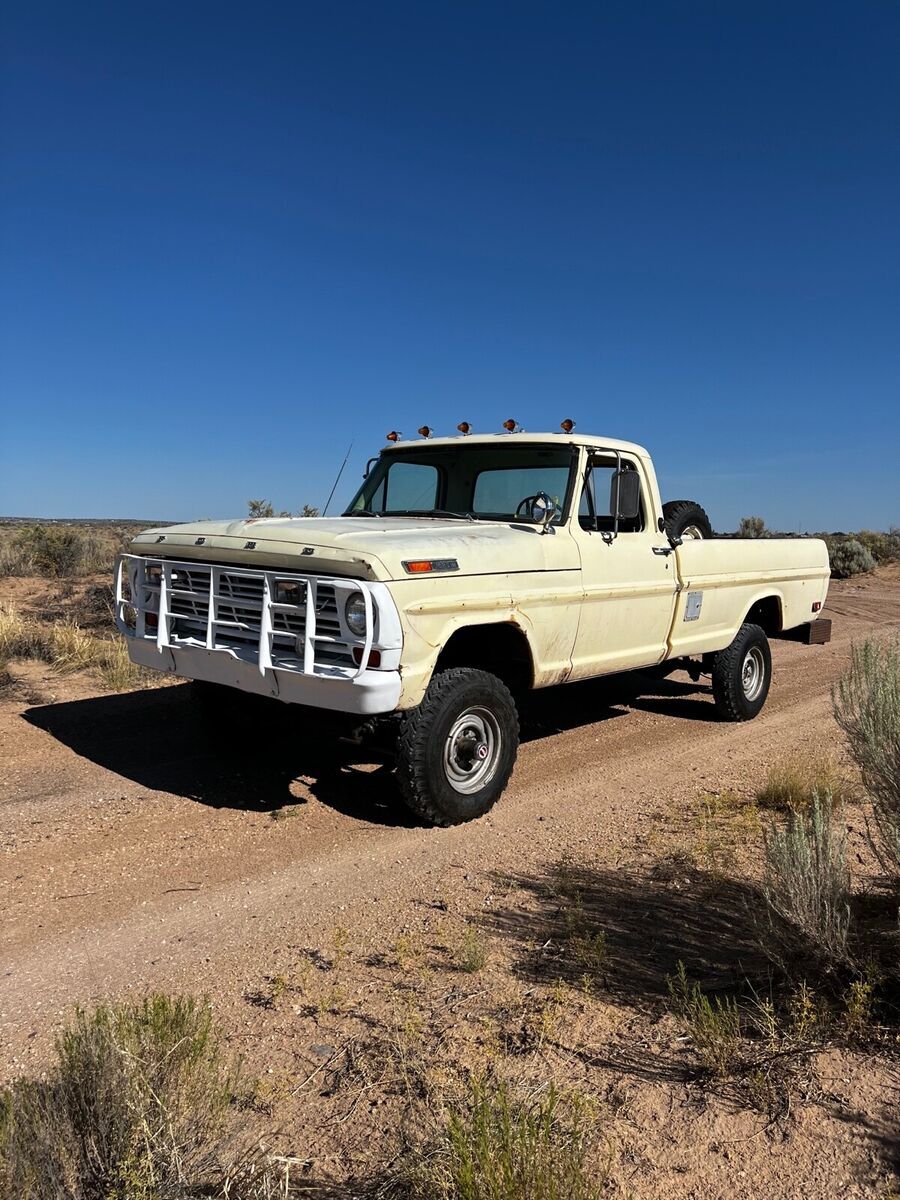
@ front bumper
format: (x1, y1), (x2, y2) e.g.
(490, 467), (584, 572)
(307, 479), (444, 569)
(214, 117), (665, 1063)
(126, 637), (402, 714)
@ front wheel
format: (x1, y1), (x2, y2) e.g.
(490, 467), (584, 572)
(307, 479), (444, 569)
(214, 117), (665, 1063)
(710, 623), (772, 721)
(396, 668), (519, 826)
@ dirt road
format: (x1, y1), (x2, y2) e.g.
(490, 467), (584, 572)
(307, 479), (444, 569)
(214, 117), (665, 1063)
(3, 568), (899, 1079)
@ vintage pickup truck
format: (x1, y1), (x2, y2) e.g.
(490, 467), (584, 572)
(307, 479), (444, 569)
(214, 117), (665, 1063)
(116, 428), (831, 825)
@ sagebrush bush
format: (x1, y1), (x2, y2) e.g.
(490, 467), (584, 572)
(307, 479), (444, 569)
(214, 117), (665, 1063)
(830, 539), (876, 579)
(833, 637), (900, 874)
(0, 994), (239, 1200)
(390, 1077), (602, 1200)
(763, 795), (851, 970)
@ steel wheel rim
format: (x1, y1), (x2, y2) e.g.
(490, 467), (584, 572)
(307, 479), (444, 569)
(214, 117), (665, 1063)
(443, 706), (502, 795)
(680, 524), (704, 540)
(741, 645), (765, 701)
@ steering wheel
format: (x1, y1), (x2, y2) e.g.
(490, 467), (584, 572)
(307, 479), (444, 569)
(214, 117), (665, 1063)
(515, 492), (555, 522)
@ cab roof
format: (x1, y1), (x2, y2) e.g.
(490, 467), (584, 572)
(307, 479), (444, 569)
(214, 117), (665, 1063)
(382, 431), (650, 458)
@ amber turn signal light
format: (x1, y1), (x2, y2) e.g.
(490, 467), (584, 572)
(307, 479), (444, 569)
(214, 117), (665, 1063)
(560, 418), (575, 433)
(386, 430), (402, 442)
(352, 647), (381, 667)
(418, 425), (432, 438)
(457, 421), (471, 434)
(502, 418), (518, 432)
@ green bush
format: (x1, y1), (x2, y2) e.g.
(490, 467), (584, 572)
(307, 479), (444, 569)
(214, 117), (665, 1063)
(390, 1077), (602, 1200)
(0, 994), (239, 1199)
(667, 962), (742, 1077)
(829, 539), (876, 579)
(762, 795), (851, 970)
(833, 638), (900, 875)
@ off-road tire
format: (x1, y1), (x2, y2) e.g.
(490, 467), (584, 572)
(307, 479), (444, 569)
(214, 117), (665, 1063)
(663, 500), (713, 541)
(396, 668), (519, 826)
(710, 622), (771, 721)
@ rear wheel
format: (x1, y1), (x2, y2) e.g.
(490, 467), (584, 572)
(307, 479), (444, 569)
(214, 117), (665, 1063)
(396, 668), (519, 826)
(663, 500), (713, 541)
(710, 623), (772, 721)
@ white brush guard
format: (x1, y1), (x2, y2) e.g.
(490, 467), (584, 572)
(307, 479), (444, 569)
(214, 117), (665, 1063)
(114, 554), (403, 715)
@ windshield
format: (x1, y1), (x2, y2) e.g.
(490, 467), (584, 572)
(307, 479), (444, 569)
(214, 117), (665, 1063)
(344, 443), (577, 523)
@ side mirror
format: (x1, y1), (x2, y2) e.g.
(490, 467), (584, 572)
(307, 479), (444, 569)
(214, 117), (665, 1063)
(609, 469), (641, 520)
(530, 492), (559, 531)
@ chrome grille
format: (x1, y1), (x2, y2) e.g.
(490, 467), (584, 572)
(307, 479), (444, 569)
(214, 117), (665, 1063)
(116, 556), (371, 677)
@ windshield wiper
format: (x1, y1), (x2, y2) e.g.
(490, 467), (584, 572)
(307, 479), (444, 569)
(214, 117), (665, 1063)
(384, 509), (477, 521)
(342, 508), (477, 521)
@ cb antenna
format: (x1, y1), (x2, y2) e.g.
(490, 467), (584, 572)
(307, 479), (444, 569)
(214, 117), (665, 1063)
(321, 441), (354, 516)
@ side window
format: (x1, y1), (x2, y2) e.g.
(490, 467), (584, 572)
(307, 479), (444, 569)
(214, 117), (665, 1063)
(578, 460), (644, 533)
(372, 462), (439, 512)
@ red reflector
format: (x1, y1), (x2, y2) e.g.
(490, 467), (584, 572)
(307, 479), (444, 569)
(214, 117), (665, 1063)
(352, 647), (381, 667)
(405, 561), (434, 573)
(812, 601), (821, 612)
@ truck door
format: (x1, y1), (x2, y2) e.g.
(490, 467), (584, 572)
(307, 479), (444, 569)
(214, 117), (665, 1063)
(570, 451), (679, 678)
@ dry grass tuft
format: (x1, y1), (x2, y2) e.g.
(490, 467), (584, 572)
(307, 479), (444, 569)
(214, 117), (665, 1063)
(0, 603), (153, 692)
(756, 755), (848, 812)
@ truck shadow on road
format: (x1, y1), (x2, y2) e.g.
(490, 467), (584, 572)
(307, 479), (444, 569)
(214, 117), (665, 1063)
(22, 671), (716, 825)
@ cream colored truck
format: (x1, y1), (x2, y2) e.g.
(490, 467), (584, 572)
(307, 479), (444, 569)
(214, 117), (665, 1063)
(116, 431), (831, 825)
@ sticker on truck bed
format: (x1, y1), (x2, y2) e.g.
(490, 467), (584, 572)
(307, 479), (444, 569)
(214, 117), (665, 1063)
(684, 591), (703, 621)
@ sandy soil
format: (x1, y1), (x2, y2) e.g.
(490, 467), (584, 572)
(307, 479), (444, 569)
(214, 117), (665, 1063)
(2, 566), (899, 1195)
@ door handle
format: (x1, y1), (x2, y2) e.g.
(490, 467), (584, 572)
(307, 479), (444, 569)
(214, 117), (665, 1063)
(652, 546), (674, 556)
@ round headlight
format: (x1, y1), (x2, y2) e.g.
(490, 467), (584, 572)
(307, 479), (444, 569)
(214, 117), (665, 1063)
(344, 593), (367, 637)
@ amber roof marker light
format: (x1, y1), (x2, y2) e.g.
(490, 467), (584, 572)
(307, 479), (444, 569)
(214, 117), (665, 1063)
(457, 421), (471, 435)
(502, 418), (522, 433)
(418, 425), (433, 438)
(385, 430), (402, 442)
(560, 418), (575, 433)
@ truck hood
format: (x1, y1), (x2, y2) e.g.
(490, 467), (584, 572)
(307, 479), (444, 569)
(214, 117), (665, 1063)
(130, 515), (576, 581)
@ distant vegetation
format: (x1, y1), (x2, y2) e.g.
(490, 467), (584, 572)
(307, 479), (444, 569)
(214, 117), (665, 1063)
(738, 515), (768, 539)
(735, 518), (899, 578)
(247, 499), (319, 518)
(0, 522), (139, 579)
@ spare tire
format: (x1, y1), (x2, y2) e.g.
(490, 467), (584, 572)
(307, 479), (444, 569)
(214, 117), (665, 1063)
(663, 500), (713, 541)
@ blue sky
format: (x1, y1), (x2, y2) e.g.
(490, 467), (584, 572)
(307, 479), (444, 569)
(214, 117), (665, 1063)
(1, 1), (898, 531)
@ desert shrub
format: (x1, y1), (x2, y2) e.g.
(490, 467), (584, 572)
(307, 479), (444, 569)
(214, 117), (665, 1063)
(0, 524), (120, 578)
(389, 1077), (601, 1200)
(762, 795), (851, 970)
(667, 962), (742, 1077)
(756, 755), (847, 811)
(10, 526), (86, 576)
(854, 530), (891, 564)
(738, 516), (767, 539)
(830, 539), (875, 579)
(833, 638), (900, 874)
(0, 994), (239, 1200)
